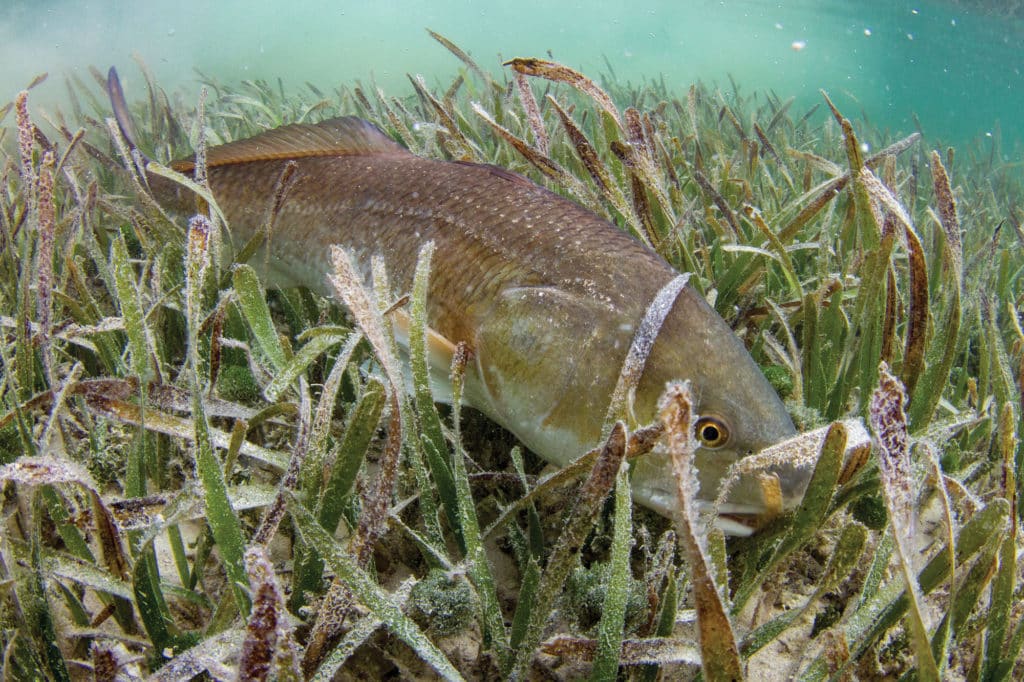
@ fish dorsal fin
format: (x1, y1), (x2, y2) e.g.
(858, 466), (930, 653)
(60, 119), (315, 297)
(172, 116), (407, 172)
(454, 160), (537, 188)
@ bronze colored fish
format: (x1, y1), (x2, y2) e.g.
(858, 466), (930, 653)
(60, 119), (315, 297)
(108, 69), (804, 534)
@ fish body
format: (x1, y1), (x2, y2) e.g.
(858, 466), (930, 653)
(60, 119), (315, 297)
(110, 74), (802, 532)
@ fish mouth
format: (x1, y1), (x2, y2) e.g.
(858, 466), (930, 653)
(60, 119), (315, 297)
(630, 482), (771, 537)
(629, 419), (874, 536)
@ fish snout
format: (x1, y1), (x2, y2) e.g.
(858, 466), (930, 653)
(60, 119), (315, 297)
(628, 437), (816, 536)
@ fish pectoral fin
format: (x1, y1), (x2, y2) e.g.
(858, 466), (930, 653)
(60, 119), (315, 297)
(471, 285), (626, 458)
(390, 308), (459, 403)
(171, 117), (410, 173)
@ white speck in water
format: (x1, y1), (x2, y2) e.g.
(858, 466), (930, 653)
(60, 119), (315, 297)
(986, 131), (993, 137)
(860, 142), (870, 153)
(951, 19), (956, 27)
(864, 28), (872, 37)
(911, 8), (919, 14)
(168, 27), (176, 36)
(906, 33), (914, 41)
(774, 22), (783, 30)
(791, 40), (807, 51)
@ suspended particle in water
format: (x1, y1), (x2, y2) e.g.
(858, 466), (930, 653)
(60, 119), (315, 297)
(864, 28), (872, 36)
(791, 40), (807, 51)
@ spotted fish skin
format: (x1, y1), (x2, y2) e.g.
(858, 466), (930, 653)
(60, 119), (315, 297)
(110, 68), (801, 531)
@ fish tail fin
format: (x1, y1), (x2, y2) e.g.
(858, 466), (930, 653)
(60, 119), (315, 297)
(106, 67), (149, 163)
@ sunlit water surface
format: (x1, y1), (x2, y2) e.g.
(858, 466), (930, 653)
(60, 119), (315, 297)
(2, 1), (1021, 151)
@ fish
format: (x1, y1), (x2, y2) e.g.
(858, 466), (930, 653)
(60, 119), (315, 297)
(107, 68), (804, 535)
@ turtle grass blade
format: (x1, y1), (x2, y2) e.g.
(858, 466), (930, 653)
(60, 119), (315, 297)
(109, 231), (151, 382)
(263, 330), (347, 402)
(187, 216), (251, 619)
(449, 343), (510, 664)
(799, 498), (1010, 680)
(660, 383), (744, 682)
(290, 378), (386, 613)
(982, 404), (1019, 679)
(408, 241), (462, 549)
(233, 263), (288, 373)
(636, 562), (679, 682)
(741, 522), (867, 658)
(506, 422), (627, 680)
(732, 421), (847, 612)
(24, 530), (71, 681)
(509, 555), (542, 652)
(286, 492), (466, 682)
(590, 466), (633, 681)
(871, 364), (939, 680)
(310, 583), (413, 682)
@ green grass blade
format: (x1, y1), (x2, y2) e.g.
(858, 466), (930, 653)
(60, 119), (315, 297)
(286, 493), (466, 681)
(27, 527), (70, 682)
(733, 421), (846, 612)
(110, 234), (152, 381)
(290, 378), (386, 612)
(590, 467), (633, 681)
(509, 556), (541, 651)
(233, 263), (288, 372)
(449, 343), (510, 664)
(188, 217), (250, 618)
(507, 423), (626, 680)
(408, 241), (461, 547)
(263, 330), (346, 401)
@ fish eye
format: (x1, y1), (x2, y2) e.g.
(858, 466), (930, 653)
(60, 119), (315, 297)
(695, 416), (730, 448)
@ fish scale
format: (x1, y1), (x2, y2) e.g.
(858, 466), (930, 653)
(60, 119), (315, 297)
(109, 69), (803, 533)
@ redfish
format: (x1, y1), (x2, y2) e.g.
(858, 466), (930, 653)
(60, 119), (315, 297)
(108, 69), (804, 534)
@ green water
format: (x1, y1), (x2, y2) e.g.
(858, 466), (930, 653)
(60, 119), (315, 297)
(2, 0), (1021, 151)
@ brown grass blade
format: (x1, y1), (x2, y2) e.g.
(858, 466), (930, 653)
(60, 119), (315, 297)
(660, 382), (744, 682)
(505, 57), (622, 130)
(514, 72), (549, 155)
(930, 150), (963, 277)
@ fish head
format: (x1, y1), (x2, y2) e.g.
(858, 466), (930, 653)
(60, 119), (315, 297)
(629, 285), (805, 535)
